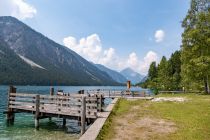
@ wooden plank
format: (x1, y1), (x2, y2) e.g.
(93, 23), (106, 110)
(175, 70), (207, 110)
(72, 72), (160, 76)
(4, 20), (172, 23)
(40, 97), (80, 101)
(9, 101), (35, 106)
(40, 105), (80, 111)
(86, 104), (97, 107)
(40, 95), (81, 100)
(40, 104), (81, 109)
(39, 109), (81, 116)
(86, 108), (97, 112)
(86, 98), (98, 101)
(10, 93), (37, 97)
(9, 97), (35, 102)
(62, 93), (84, 97)
(9, 105), (35, 111)
(39, 100), (82, 106)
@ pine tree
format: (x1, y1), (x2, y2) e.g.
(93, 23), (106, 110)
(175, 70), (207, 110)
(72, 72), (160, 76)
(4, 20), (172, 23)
(157, 56), (172, 90)
(148, 62), (157, 80)
(168, 51), (181, 90)
(181, 0), (210, 93)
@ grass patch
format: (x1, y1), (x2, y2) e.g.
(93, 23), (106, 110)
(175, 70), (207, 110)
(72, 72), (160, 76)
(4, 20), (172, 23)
(97, 94), (210, 140)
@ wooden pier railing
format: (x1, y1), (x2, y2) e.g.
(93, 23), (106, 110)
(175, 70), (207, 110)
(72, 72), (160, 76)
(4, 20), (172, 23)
(5, 86), (151, 135)
(5, 86), (104, 135)
(86, 89), (150, 98)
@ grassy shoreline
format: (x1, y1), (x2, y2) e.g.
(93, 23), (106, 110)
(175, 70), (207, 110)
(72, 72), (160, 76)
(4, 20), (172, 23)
(97, 94), (210, 140)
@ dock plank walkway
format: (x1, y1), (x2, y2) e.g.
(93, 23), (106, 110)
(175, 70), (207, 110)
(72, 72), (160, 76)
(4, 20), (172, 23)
(79, 98), (119, 140)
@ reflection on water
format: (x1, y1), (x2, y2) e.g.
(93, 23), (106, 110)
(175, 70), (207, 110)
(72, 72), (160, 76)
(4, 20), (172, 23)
(1, 86), (143, 140)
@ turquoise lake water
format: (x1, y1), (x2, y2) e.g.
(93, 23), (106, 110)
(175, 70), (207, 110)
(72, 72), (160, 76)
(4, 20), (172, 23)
(0, 86), (147, 140)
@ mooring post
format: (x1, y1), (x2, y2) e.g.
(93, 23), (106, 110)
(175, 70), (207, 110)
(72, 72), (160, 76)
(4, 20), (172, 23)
(50, 87), (54, 96)
(81, 96), (86, 135)
(35, 95), (40, 130)
(7, 86), (16, 125)
(49, 87), (54, 121)
(99, 94), (103, 112)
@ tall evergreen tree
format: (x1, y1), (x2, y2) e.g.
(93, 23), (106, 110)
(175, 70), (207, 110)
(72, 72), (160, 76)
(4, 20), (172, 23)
(145, 61), (158, 89)
(181, 0), (210, 93)
(157, 56), (172, 90)
(168, 51), (181, 90)
(148, 62), (157, 80)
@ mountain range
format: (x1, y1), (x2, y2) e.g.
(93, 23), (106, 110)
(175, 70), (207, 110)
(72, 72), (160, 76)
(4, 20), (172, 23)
(0, 16), (145, 86)
(95, 64), (127, 84)
(0, 16), (120, 86)
(95, 64), (145, 85)
(120, 68), (144, 84)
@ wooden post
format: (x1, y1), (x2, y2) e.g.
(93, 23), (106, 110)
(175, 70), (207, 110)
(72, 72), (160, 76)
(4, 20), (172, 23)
(98, 94), (102, 112)
(49, 87), (54, 121)
(35, 95), (40, 130)
(127, 80), (131, 89)
(63, 118), (66, 127)
(50, 87), (54, 96)
(81, 96), (86, 135)
(7, 86), (16, 125)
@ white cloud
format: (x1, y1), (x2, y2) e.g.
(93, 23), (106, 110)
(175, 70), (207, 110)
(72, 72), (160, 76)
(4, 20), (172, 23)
(155, 29), (165, 43)
(140, 51), (158, 74)
(0, 0), (37, 20)
(63, 34), (159, 75)
(126, 51), (158, 75)
(127, 52), (139, 68)
(63, 34), (116, 67)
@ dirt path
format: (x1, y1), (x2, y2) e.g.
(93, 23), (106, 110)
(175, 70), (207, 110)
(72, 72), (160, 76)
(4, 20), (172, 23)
(110, 104), (177, 140)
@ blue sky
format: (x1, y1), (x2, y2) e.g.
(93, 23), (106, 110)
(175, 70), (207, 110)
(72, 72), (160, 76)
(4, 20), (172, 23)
(0, 0), (190, 75)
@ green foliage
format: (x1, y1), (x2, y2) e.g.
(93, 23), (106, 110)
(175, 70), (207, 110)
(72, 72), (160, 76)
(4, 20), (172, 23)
(139, 51), (181, 91)
(0, 39), (120, 86)
(181, 0), (210, 93)
(148, 62), (157, 80)
(140, 0), (209, 93)
(157, 56), (172, 90)
(0, 16), (119, 86)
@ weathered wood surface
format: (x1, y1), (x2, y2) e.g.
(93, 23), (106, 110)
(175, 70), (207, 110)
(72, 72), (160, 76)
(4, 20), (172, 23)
(6, 87), (152, 136)
(7, 92), (101, 118)
(86, 89), (151, 98)
(79, 98), (119, 140)
(6, 86), (16, 124)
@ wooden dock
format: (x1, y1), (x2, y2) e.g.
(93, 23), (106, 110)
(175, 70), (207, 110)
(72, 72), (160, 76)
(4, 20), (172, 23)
(5, 86), (104, 135)
(4, 86), (153, 137)
(86, 89), (151, 98)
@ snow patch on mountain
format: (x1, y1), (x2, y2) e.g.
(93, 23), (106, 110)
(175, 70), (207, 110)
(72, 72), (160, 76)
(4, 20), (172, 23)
(19, 55), (45, 69)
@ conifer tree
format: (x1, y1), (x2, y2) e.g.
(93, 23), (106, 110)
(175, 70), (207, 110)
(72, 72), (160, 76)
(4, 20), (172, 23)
(181, 0), (210, 93)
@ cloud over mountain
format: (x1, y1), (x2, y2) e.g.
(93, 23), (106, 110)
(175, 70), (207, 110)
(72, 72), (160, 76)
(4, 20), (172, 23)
(64, 34), (159, 75)
(0, 0), (37, 20)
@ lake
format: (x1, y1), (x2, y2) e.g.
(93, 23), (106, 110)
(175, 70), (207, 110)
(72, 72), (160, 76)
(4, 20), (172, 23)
(0, 86), (147, 140)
